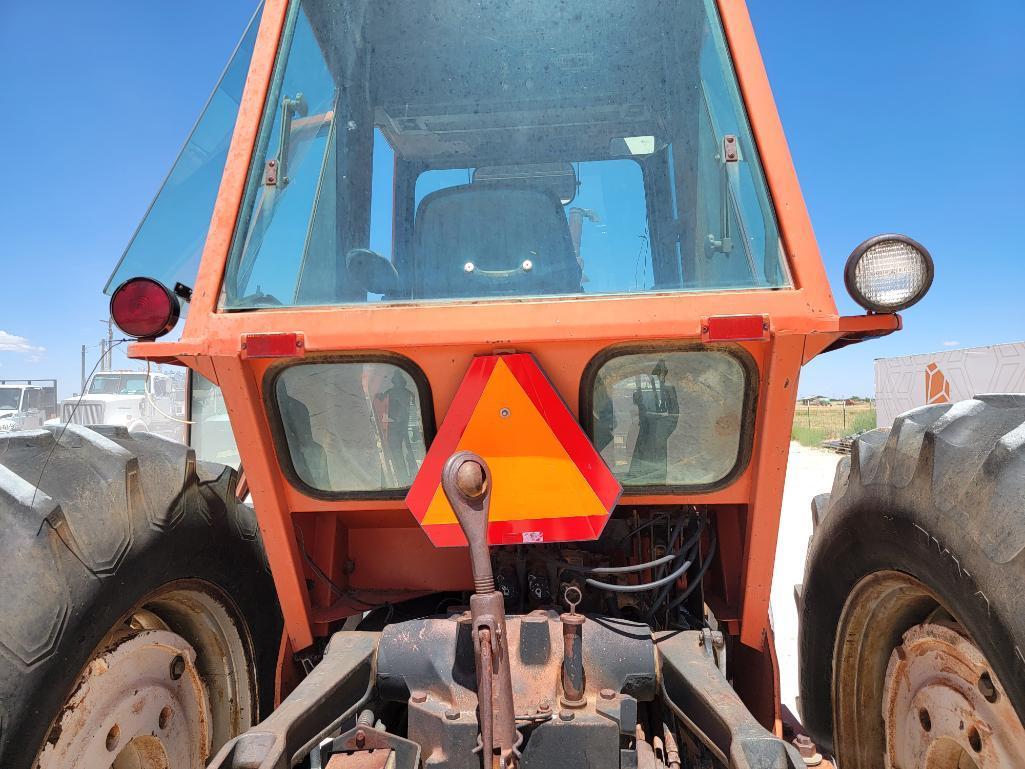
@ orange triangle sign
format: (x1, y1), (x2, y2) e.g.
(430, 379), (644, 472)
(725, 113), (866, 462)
(406, 354), (622, 547)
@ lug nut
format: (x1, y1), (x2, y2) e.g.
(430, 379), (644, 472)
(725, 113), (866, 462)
(599, 688), (616, 700)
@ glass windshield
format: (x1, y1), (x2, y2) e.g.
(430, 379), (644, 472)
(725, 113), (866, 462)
(223, 0), (789, 309)
(88, 374), (148, 395)
(104, 6), (263, 299)
(0, 389), (21, 410)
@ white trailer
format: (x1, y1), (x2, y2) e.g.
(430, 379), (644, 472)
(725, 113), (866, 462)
(875, 341), (1025, 427)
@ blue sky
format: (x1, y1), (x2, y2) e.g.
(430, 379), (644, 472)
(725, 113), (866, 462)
(0, 0), (1021, 399)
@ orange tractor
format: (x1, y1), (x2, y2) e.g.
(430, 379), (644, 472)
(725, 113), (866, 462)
(3, 1), (1023, 767)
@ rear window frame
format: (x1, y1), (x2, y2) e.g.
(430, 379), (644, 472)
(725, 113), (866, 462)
(263, 352), (436, 500)
(579, 342), (759, 494)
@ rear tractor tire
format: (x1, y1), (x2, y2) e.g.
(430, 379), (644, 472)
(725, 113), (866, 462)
(798, 395), (1025, 769)
(0, 424), (282, 769)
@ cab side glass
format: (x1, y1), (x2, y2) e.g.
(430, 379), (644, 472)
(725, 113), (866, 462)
(104, 6), (263, 301)
(591, 350), (750, 488)
(190, 372), (241, 469)
(274, 362), (429, 494)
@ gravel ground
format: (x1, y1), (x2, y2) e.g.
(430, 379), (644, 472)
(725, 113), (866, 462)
(770, 442), (843, 715)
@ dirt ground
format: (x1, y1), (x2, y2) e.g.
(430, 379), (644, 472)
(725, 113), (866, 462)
(770, 442), (843, 715)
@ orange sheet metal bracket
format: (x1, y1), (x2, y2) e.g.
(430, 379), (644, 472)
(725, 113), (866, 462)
(739, 334), (805, 648)
(213, 355), (315, 651)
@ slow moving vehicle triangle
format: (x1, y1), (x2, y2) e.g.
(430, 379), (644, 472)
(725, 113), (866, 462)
(406, 354), (622, 547)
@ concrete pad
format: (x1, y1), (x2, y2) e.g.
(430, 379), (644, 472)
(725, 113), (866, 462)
(771, 442), (841, 716)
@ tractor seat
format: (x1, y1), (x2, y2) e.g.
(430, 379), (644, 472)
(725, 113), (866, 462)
(411, 185), (581, 300)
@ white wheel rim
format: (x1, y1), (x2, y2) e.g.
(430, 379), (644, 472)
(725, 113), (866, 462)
(883, 622), (1025, 769)
(36, 630), (209, 769)
(34, 581), (258, 769)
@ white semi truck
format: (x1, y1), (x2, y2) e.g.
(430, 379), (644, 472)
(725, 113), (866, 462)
(49, 369), (185, 441)
(0, 379), (58, 432)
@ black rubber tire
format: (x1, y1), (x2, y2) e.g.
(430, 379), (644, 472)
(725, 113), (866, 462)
(798, 394), (1025, 755)
(0, 424), (282, 769)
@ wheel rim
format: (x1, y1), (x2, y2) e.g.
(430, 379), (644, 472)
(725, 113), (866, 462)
(833, 571), (1025, 769)
(883, 622), (1025, 769)
(35, 580), (257, 769)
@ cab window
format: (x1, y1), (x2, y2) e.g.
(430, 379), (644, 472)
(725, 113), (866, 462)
(589, 349), (752, 489)
(223, 0), (789, 309)
(272, 361), (430, 495)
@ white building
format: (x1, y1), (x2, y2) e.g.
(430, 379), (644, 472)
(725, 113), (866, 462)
(875, 342), (1025, 427)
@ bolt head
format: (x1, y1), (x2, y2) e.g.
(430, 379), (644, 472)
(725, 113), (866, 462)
(599, 688), (616, 700)
(410, 690), (427, 704)
(792, 735), (822, 766)
(559, 710), (574, 722)
(445, 708), (460, 721)
(454, 459), (487, 499)
(537, 699), (551, 712)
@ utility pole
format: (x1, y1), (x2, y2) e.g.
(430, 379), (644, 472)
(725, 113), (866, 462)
(80, 345), (86, 393)
(99, 318), (114, 370)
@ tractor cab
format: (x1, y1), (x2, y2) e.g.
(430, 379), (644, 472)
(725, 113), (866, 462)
(93, 0), (938, 767)
(111, 0), (791, 309)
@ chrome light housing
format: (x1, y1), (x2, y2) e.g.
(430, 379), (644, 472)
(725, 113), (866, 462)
(844, 234), (933, 313)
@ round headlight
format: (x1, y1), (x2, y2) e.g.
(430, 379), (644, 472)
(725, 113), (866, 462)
(844, 234), (933, 313)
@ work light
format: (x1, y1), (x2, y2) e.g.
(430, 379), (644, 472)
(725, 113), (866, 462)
(109, 277), (181, 339)
(844, 234), (933, 313)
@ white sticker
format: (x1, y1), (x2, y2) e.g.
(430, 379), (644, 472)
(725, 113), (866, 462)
(522, 531), (544, 543)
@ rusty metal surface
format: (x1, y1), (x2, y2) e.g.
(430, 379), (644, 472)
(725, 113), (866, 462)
(883, 621), (1025, 769)
(442, 451), (496, 594)
(207, 632), (379, 769)
(35, 629), (210, 769)
(657, 629), (803, 769)
(325, 750), (394, 769)
(315, 723), (419, 769)
(442, 451), (519, 768)
(559, 600), (586, 706)
(377, 608), (653, 769)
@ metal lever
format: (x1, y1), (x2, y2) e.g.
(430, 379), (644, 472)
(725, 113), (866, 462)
(441, 451), (519, 769)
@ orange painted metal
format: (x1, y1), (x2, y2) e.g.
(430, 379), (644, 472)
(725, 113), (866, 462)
(123, 0), (903, 666)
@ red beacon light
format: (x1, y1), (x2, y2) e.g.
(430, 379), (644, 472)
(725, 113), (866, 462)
(109, 277), (181, 339)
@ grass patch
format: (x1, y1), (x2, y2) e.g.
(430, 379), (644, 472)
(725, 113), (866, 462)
(791, 425), (830, 447)
(791, 405), (876, 447)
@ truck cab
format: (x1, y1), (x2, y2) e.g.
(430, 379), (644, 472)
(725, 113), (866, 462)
(0, 380), (57, 432)
(52, 369), (183, 438)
